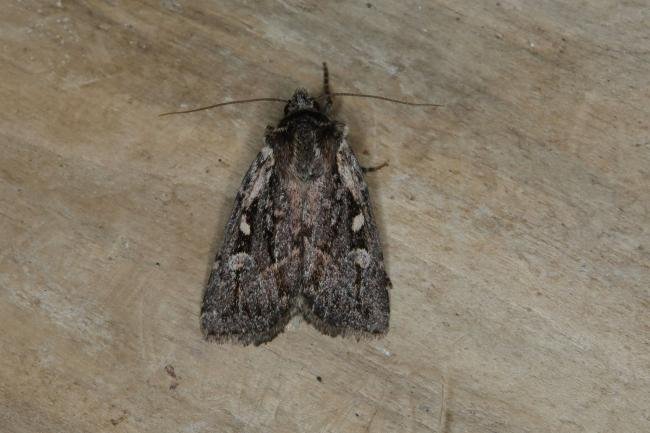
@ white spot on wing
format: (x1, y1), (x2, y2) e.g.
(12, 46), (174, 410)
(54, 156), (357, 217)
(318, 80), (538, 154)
(352, 212), (365, 232)
(240, 214), (251, 235)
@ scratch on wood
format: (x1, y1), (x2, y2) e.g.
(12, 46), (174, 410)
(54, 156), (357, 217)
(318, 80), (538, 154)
(439, 378), (449, 433)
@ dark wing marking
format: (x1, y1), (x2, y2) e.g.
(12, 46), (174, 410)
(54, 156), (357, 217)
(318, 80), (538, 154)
(201, 145), (297, 345)
(301, 137), (391, 337)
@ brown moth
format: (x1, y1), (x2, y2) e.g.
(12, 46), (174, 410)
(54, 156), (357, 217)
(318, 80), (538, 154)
(165, 64), (439, 345)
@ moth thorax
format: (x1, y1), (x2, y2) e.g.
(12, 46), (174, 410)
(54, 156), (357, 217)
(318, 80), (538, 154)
(292, 126), (324, 181)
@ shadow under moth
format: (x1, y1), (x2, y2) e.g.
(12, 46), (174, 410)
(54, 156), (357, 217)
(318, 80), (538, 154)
(163, 64), (439, 345)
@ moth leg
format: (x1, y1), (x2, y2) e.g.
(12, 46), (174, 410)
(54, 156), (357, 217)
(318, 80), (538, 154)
(361, 161), (389, 173)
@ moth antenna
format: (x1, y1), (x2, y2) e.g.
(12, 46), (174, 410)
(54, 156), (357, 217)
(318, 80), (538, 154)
(159, 97), (288, 116)
(325, 92), (442, 107)
(322, 62), (333, 113)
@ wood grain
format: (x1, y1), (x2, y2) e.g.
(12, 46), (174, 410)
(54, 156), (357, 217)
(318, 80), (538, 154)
(1, 1), (648, 432)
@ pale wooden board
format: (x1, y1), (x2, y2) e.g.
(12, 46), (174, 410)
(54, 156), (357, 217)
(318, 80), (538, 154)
(1, 1), (648, 432)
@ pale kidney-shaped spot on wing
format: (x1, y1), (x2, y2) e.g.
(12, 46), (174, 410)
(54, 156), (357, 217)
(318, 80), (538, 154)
(228, 253), (255, 271)
(349, 248), (371, 269)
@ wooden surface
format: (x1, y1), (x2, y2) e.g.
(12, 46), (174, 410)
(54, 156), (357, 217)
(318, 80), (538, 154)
(1, 1), (648, 432)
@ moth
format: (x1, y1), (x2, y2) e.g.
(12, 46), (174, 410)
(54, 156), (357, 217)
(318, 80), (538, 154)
(164, 64), (439, 345)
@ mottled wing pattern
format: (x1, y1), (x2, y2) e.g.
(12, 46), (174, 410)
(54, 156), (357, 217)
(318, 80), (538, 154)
(201, 144), (296, 345)
(301, 136), (391, 336)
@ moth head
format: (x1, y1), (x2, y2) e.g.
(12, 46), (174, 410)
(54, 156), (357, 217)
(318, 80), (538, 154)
(284, 88), (320, 116)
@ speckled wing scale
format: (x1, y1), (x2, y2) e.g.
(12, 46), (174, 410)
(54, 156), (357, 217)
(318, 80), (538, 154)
(201, 144), (298, 345)
(201, 65), (391, 345)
